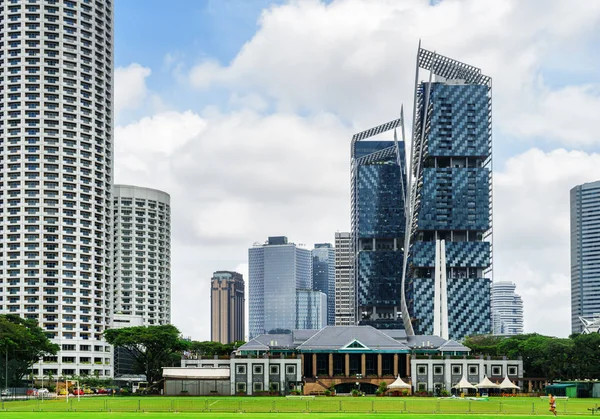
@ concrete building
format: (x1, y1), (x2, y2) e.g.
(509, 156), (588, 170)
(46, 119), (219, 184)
(249, 236), (324, 338)
(113, 185), (171, 325)
(111, 314), (144, 379)
(211, 271), (245, 344)
(0, 0), (114, 378)
(491, 281), (523, 335)
(571, 181), (600, 334)
(334, 232), (354, 326)
(406, 47), (493, 340)
(312, 243), (335, 325)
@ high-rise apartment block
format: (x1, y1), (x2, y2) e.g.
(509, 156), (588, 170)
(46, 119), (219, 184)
(211, 271), (245, 344)
(491, 281), (523, 335)
(334, 232), (354, 326)
(406, 48), (493, 340)
(312, 243), (335, 326)
(113, 185), (171, 325)
(571, 181), (600, 334)
(249, 236), (325, 338)
(351, 123), (407, 330)
(0, 0), (114, 377)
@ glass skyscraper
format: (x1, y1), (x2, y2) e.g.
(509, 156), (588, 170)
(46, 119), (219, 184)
(351, 121), (407, 329)
(571, 181), (600, 334)
(312, 243), (335, 326)
(405, 48), (493, 339)
(248, 236), (322, 338)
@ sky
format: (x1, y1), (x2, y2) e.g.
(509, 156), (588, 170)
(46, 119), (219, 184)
(113, 0), (600, 340)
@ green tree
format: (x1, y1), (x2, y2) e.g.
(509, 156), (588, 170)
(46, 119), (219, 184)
(0, 314), (59, 387)
(462, 335), (503, 356)
(104, 325), (189, 387)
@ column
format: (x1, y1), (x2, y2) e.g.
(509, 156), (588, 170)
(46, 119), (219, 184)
(377, 354), (382, 377)
(312, 353), (317, 378)
(328, 353), (333, 377)
(345, 354), (350, 377)
(361, 354), (366, 377)
(405, 355), (410, 378)
(393, 354), (399, 377)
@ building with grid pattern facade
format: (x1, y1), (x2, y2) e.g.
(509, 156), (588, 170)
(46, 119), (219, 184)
(211, 271), (244, 344)
(0, 0), (114, 377)
(491, 281), (523, 335)
(312, 243), (335, 326)
(407, 49), (492, 340)
(571, 181), (600, 334)
(113, 185), (171, 326)
(334, 232), (354, 326)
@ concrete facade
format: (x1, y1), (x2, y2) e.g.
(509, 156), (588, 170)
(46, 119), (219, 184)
(211, 271), (245, 344)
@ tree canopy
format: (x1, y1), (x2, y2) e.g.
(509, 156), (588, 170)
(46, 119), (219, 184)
(188, 340), (245, 357)
(0, 314), (59, 387)
(463, 333), (600, 380)
(103, 324), (189, 387)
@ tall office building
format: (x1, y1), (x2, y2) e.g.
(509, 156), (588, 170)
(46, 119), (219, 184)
(312, 243), (335, 326)
(210, 271), (245, 344)
(406, 47), (492, 339)
(113, 185), (171, 325)
(571, 181), (600, 334)
(0, 0), (114, 377)
(491, 281), (523, 335)
(249, 236), (324, 338)
(351, 121), (407, 329)
(334, 232), (354, 326)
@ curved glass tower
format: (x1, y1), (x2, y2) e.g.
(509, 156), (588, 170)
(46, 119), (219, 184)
(0, 0), (114, 377)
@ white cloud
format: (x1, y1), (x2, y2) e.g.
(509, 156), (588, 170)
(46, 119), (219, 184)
(114, 64), (152, 116)
(495, 148), (600, 336)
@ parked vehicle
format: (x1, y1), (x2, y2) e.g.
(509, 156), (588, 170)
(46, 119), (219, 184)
(1, 389), (11, 397)
(72, 389), (84, 396)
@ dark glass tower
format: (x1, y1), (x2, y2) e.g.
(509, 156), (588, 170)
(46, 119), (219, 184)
(312, 243), (335, 326)
(406, 48), (493, 339)
(351, 120), (407, 329)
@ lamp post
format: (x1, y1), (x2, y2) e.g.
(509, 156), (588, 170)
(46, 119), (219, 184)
(356, 373), (362, 395)
(39, 357), (44, 401)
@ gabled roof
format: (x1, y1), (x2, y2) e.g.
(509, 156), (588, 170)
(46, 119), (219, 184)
(475, 376), (499, 388)
(454, 375), (476, 389)
(499, 376), (520, 390)
(405, 335), (447, 349)
(253, 334), (294, 348)
(388, 375), (411, 389)
(297, 326), (410, 352)
(292, 329), (320, 344)
(381, 329), (408, 341)
(438, 339), (471, 352)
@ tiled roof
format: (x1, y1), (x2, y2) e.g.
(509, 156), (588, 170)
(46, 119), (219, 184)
(297, 326), (410, 351)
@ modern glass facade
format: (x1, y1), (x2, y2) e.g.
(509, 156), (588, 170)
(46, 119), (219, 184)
(296, 289), (327, 330)
(407, 49), (493, 340)
(351, 128), (407, 329)
(312, 243), (335, 326)
(571, 181), (600, 334)
(248, 236), (315, 338)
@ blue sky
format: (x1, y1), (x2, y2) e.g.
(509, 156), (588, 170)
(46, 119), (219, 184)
(113, 0), (600, 340)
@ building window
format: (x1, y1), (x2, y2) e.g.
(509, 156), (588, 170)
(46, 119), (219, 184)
(253, 365), (263, 375)
(491, 366), (502, 376)
(236, 382), (246, 393)
(433, 366), (443, 375)
(270, 365), (279, 375)
(417, 365), (427, 375)
(417, 383), (427, 391)
(236, 365), (246, 375)
(286, 365), (296, 375)
(508, 366), (517, 376)
(253, 382), (263, 392)
(468, 365), (478, 376)
(452, 365), (462, 375)
(270, 382), (280, 391)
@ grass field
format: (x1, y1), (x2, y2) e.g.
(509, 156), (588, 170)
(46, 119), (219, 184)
(1, 396), (598, 417)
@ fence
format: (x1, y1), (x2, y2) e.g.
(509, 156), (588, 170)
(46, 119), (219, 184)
(0, 397), (598, 415)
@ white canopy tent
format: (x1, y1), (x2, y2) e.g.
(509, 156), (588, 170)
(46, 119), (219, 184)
(499, 376), (520, 390)
(453, 376), (477, 390)
(475, 376), (500, 389)
(388, 375), (412, 390)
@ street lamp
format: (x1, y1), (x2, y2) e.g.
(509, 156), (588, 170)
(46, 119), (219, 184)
(39, 357), (44, 401)
(356, 373), (362, 395)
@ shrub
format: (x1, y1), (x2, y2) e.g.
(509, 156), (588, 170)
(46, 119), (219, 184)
(351, 389), (360, 397)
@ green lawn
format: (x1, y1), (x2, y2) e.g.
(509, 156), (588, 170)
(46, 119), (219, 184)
(1, 395), (598, 417)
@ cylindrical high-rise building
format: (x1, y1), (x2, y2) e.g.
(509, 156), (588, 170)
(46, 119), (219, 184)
(0, 1), (114, 377)
(0, 0), (114, 376)
(113, 185), (171, 325)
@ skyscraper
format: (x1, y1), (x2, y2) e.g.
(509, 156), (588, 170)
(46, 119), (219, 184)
(211, 271), (245, 344)
(405, 47), (493, 339)
(113, 185), (171, 326)
(312, 243), (335, 326)
(248, 236), (324, 338)
(334, 232), (354, 326)
(491, 281), (523, 335)
(571, 181), (600, 334)
(351, 119), (408, 329)
(0, 0), (114, 377)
